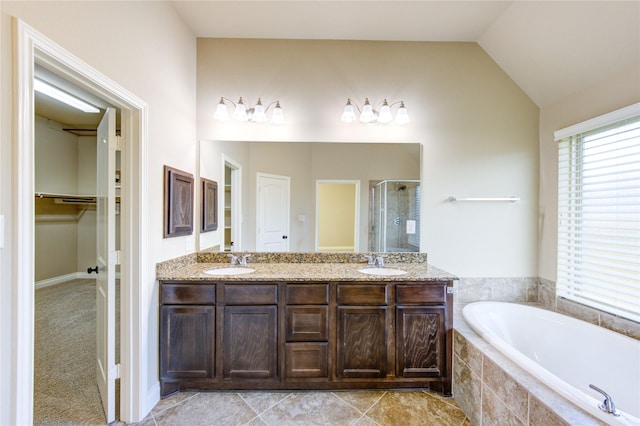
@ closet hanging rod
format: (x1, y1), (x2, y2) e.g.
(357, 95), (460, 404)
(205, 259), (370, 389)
(447, 196), (520, 203)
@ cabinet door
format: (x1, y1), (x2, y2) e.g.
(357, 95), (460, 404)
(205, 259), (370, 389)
(337, 307), (387, 378)
(396, 306), (446, 378)
(160, 305), (215, 379)
(223, 305), (277, 379)
(285, 342), (328, 378)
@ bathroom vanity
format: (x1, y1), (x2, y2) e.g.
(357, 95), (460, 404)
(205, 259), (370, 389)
(157, 252), (456, 398)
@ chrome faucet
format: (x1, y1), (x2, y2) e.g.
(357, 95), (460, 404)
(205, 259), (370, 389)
(589, 384), (621, 417)
(229, 253), (251, 267)
(364, 255), (385, 267)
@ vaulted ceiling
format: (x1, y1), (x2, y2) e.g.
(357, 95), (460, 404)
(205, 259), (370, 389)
(171, 0), (640, 108)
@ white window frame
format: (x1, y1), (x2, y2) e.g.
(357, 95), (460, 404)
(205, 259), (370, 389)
(554, 102), (640, 323)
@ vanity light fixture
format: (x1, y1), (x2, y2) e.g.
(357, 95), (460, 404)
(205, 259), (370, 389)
(214, 97), (285, 125)
(341, 98), (409, 125)
(34, 78), (100, 113)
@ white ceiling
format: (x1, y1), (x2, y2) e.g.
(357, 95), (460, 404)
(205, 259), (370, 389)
(171, 0), (640, 108)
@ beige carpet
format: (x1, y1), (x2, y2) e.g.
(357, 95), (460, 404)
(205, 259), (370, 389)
(34, 279), (114, 425)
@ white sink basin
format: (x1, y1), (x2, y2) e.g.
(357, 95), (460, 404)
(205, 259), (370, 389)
(357, 267), (407, 276)
(204, 267), (256, 276)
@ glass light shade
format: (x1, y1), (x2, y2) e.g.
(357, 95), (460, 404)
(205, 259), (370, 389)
(214, 98), (230, 120)
(233, 97), (248, 121)
(360, 98), (375, 123)
(341, 99), (357, 123)
(395, 102), (409, 125)
(252, 98), (267, 122)
(270, 101), (285, 125)
(378, 100), (392, 124)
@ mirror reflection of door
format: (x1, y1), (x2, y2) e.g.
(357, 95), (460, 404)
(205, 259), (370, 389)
(316, 180), (359, 252)
(256, 173), (290, 251)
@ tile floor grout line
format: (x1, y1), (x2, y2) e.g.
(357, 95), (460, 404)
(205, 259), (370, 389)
(150, 391), (201, 418)
(357, 390), (388, 422)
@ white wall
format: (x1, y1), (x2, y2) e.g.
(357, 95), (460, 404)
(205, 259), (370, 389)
(197, 38), (540, 277)
(0, 2), (197, 422)
(538, 64), (640, 281)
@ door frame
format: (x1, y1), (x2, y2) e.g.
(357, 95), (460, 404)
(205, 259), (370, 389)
(13, 20), (149, 424)
(315, 180), (360, 252)
(222, 155), (242, 251)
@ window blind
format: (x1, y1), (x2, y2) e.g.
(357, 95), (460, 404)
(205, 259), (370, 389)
(556, 109), (640, 323)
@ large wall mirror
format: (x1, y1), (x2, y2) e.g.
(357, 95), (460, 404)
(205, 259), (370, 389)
(199, 140), (421, 253)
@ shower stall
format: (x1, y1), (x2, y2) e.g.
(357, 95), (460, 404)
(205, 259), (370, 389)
(369, 180), (420, 252)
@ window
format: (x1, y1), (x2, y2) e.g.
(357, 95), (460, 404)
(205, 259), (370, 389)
(555, 103), (640, 323)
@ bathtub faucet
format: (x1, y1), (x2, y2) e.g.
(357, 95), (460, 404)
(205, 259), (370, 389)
(589, 384), (621, 417)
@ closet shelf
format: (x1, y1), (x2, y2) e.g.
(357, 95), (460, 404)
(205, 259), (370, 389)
(35, 192), (121, 205)
(36, 192), (96, 205)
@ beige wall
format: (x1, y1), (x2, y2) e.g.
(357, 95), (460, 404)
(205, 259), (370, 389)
(538, 64), (640, 281)
(34, 117), (97, 282)
(0, 2), (197, 422)
(197, 38), (540, 276)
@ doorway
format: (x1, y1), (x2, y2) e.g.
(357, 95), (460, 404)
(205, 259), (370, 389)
(223, 156), (242, 252)
(13, 20), (148, 425)
(33, 68), (121, 423)
(316, 180), (360, 252)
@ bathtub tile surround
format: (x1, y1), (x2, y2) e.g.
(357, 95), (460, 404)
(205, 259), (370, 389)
(482, 357), (529, 424)
(538, 277), (640, 340)
(453, 324), (607, 426)
(455, 277), (538, 305)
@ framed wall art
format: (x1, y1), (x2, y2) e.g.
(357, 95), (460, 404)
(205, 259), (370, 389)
(201, 178), (218, 232)
(163, 165), (194, 238)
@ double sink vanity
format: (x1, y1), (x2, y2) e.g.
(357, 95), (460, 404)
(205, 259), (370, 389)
(156, 251), (457, 398)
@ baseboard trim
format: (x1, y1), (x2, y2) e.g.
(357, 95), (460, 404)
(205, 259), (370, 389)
(35, 271), (120, 289)
(145, 382), (160, 420)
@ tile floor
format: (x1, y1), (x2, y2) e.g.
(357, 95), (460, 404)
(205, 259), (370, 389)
(129, 390), (472, 425)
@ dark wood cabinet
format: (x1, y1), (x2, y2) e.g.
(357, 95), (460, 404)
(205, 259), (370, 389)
(337, 307), (388, 378)
(396, 306), (446, 378)
(223, 305), (277, 379)
(159, 278), (452, 397)
(160, 305), (215, 379)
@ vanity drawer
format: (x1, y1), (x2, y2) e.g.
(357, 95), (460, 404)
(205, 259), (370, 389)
(224, 284), (278, 305)
(161, 284), (216, 304)
(396, 284), (446, 305)
(286, 306), (329, 341)
(286, 283), (329, 305)
(338, 284), (387, 305)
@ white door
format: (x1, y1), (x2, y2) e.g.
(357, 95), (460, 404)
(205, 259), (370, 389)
(96, 107), (117, 423)
(257, 173), (290, 251)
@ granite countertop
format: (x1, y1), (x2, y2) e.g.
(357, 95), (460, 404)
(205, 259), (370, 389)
(157, 252), (457, 282)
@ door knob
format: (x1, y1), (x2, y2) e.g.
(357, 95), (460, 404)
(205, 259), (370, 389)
(87, 265), (99, 274)
(282, 235), (288, 239)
